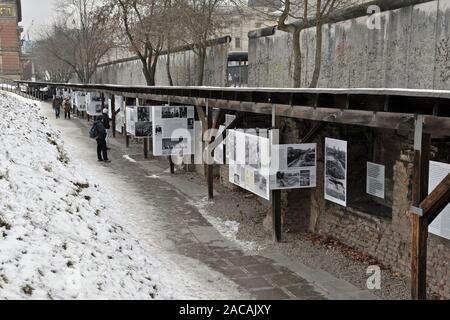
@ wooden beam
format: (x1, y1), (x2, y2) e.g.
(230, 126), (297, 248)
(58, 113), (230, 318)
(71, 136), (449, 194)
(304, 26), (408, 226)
(421, 173), (450, 225)
(410, 115), (430, 300)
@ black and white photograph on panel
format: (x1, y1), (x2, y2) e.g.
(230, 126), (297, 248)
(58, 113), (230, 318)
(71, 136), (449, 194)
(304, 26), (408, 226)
(155, 125), (162, 135)
(234, 173), (240, 185)
(187, 118), (194, 130)
(254, 170), (268, 198)
(299, 170), (311, 187)
(234, 164), (243, 186)
(274, 171), (300, 188)
(287, 145), (316, 168)
(325, 138), (347, 207)
(245, 134), (260, 169)
(126, 107), (135, 135)
(135, 122), (152, 137)
(161, 106), (188, 119)
(161, 138), (187, 155)
(137, 106), (151, 122)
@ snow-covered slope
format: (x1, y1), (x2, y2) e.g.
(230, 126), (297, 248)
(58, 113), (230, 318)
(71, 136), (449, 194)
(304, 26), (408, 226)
(0, 92), (242, 300)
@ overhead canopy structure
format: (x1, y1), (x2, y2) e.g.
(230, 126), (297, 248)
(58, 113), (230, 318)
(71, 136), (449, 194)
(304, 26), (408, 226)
(16, 80), (450, 136)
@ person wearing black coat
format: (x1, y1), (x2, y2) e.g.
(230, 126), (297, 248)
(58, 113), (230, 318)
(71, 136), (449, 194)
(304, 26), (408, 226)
(101, 108), (111, 149)
(52, 96), (61, 118)
(94, 119), (109, 162)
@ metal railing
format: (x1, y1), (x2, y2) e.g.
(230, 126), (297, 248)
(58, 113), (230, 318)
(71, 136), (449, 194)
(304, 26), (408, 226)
(0, 79), (45, 101)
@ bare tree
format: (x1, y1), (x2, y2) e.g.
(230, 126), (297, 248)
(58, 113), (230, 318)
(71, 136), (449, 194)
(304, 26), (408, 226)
(39, 0), (114, 83)
(309, 0), (356, 87)
(105, 0), (171, 86)
(176, 0), (225, 86)
(33, 40), (74, 82)
(247, 0), (356, 87)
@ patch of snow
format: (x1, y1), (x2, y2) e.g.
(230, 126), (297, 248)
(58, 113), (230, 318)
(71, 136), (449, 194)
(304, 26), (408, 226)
(0, 92), (245, 300)
(123, 155), (137, 163)
(191, 197), (263, 253)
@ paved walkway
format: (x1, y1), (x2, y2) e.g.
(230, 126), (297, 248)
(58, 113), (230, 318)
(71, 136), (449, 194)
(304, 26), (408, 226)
(41, 102), (377, 300)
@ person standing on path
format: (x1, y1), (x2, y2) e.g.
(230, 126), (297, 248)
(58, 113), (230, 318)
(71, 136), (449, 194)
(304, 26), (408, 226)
(101, 108), (111, 149)
(63, 97), (72, 119)
(90, 118), (110, 162)
(52, 96), (61, 119)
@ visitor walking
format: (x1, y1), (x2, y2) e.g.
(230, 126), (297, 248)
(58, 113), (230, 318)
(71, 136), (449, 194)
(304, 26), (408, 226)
(63, 97), (71, 119)
(52, 96), (61, 119)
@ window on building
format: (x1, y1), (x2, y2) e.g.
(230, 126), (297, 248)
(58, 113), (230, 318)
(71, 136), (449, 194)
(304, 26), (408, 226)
(235, 37), (241, 49)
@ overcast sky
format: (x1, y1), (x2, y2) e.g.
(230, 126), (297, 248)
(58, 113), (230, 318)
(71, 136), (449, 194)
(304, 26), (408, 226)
(21, 0), (56, 40)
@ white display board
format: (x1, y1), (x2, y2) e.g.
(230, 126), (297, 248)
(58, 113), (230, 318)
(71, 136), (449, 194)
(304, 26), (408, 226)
(271, 143), (317, 190)
(324, 138), (347, 207)
(366, 162), (385, 199)
(74, 92), (86, 112)
(152, 106), (195, 156)
(428, 161), (450, 240)
(126, 106), (135, 135)
(113, 96), (124, 132)
(86, 92), (102, 116)
(228, 130), (271, 200)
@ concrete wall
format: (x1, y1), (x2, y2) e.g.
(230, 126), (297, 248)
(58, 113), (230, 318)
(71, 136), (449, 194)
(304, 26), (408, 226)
(248, 0), (450, 89)
(93, 42), (229, 87)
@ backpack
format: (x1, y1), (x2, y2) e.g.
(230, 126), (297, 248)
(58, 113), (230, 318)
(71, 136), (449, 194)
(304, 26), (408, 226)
(89, 123), (98, 139)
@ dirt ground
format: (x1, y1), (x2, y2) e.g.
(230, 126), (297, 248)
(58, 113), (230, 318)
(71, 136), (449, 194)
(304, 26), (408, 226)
(184, 173), (413, 300)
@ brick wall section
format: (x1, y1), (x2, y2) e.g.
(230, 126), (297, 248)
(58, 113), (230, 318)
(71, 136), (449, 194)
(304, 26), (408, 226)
(309, 125), (450, 298)
(0, 8), (21, 79)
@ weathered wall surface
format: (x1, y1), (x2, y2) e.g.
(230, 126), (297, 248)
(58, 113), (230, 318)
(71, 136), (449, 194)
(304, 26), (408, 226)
(248, 0), (450, 89)
(93, 42), (229, 86)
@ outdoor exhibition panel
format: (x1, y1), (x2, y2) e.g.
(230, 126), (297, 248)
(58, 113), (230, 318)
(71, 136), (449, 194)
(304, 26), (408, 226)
(270, 143), (317, 190)
(74, 91), (87, 112)
(125, 106), (136, 135)
(152, 106), (195, 156)
(324, 138), (347, 207)
(113, 95), (125, 132)
(86, 92), (102, 116)
(227, 129), (271, 200)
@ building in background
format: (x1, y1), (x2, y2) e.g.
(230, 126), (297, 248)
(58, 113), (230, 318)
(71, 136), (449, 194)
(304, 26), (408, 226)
(0, 0), (22, 80)
(216, 3), (278, 87)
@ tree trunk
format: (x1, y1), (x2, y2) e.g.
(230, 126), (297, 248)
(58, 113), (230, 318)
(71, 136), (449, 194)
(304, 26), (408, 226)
(143, 66), (155, 86)
(166, 46), (174, 86)
(292, 28), (302, 88)
(197, 46), (206, 86)
(309, 22), (323, 88)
